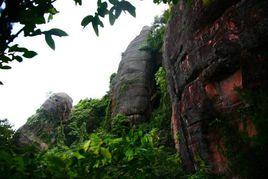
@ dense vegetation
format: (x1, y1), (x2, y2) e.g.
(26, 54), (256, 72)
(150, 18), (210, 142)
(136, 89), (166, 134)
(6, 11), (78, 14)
(0, 67), (199, 178)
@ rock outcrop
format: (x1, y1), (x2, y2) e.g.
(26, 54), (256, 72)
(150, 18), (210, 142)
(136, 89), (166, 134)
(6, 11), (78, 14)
(111, 26), (161, 124)
(164, 0), (268, 175)
(16, 93), (73, 149)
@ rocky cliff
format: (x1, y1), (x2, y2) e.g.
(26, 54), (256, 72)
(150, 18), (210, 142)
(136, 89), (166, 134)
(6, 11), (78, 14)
(12, 2), (268, 176)
(164, 0), (268, 176)
(111, 26), (161, 124)
(16, 93), (73, 149)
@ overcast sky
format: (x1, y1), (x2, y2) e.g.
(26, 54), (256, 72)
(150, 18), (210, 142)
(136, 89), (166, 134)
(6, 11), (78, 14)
(0, 1), (167, 129)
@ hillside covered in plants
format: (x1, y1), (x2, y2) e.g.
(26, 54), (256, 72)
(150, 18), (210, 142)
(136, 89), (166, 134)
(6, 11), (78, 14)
(1, 0), (268, 178)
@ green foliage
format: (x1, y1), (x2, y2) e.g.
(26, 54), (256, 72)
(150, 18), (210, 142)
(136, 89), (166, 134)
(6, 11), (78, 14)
(0, 68), (227, 177)
(140, 9), (170, 54)
(38, 119), (183, 178)
(65, 95), (110, 145)
(0, 119), (42, 178)
(0, 0), (68, 76)
(144, 67), (172, 146)
(80, 0), (136, 36)
(0, 119), (14, 149)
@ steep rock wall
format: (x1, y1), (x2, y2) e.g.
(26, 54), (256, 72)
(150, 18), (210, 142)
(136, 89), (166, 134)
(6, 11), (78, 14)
(111, 26), (160, 124)
(164, 0), (268, 175)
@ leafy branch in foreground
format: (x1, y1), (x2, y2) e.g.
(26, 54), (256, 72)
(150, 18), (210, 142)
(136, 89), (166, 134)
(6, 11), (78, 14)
(0, 0), (179, 84)
(0, 0), (138, 84)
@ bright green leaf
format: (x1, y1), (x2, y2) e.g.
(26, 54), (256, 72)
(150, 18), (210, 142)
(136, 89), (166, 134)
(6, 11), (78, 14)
(83, 140), (91, 151)
(73, 152), (85, 160)
(100, 147), (112, 159)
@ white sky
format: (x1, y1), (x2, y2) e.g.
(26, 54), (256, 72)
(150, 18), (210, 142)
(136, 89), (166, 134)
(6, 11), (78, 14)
(0, 1), (167, 129)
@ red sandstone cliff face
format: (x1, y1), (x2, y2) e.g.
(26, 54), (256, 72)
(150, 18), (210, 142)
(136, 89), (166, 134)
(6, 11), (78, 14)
(163, 0), (268, 175)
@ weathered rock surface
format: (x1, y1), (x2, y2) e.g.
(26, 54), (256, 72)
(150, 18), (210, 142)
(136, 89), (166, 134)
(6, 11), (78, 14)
(111, 26), (160, 124)
(16, 93), (73, 149)
(164, 0), (268, 175)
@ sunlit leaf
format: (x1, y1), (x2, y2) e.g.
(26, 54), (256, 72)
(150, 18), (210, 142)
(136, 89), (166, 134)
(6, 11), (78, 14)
(73, 152), (85, 160)
(100, 147), (112, 159)
(83, 140), (91, 151)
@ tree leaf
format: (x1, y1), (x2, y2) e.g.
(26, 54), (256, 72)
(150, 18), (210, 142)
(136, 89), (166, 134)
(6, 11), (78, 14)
(109, 12), (116, 25)
(121, 1), (136, 17)
(23, 51), (37, 58)
(0, 65), (12, 69)
(73, 152), (85, 160)
(45, 34), (55, 50)
(100, 147), (112, 159)
(83, 140), (91, 151)
(48, 14), (54, 22)
(14, 56), (23, 62)
(8, 44), (28, 53)
(1, 55), (12, 63)
(92, 19), (99, 36)
(109, 0), (118, 5)
(48, 28), (68, 37)
(81, 15), (93, 28)
(97, 2), (108, 17)
(115, 7), (122, 18)
(74, 0), (82, 5)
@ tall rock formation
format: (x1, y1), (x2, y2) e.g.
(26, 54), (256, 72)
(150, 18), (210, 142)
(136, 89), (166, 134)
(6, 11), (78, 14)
(111, 26), (161, 124)
(16, 93), (73, 149)
(164, 0), (268, 176)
